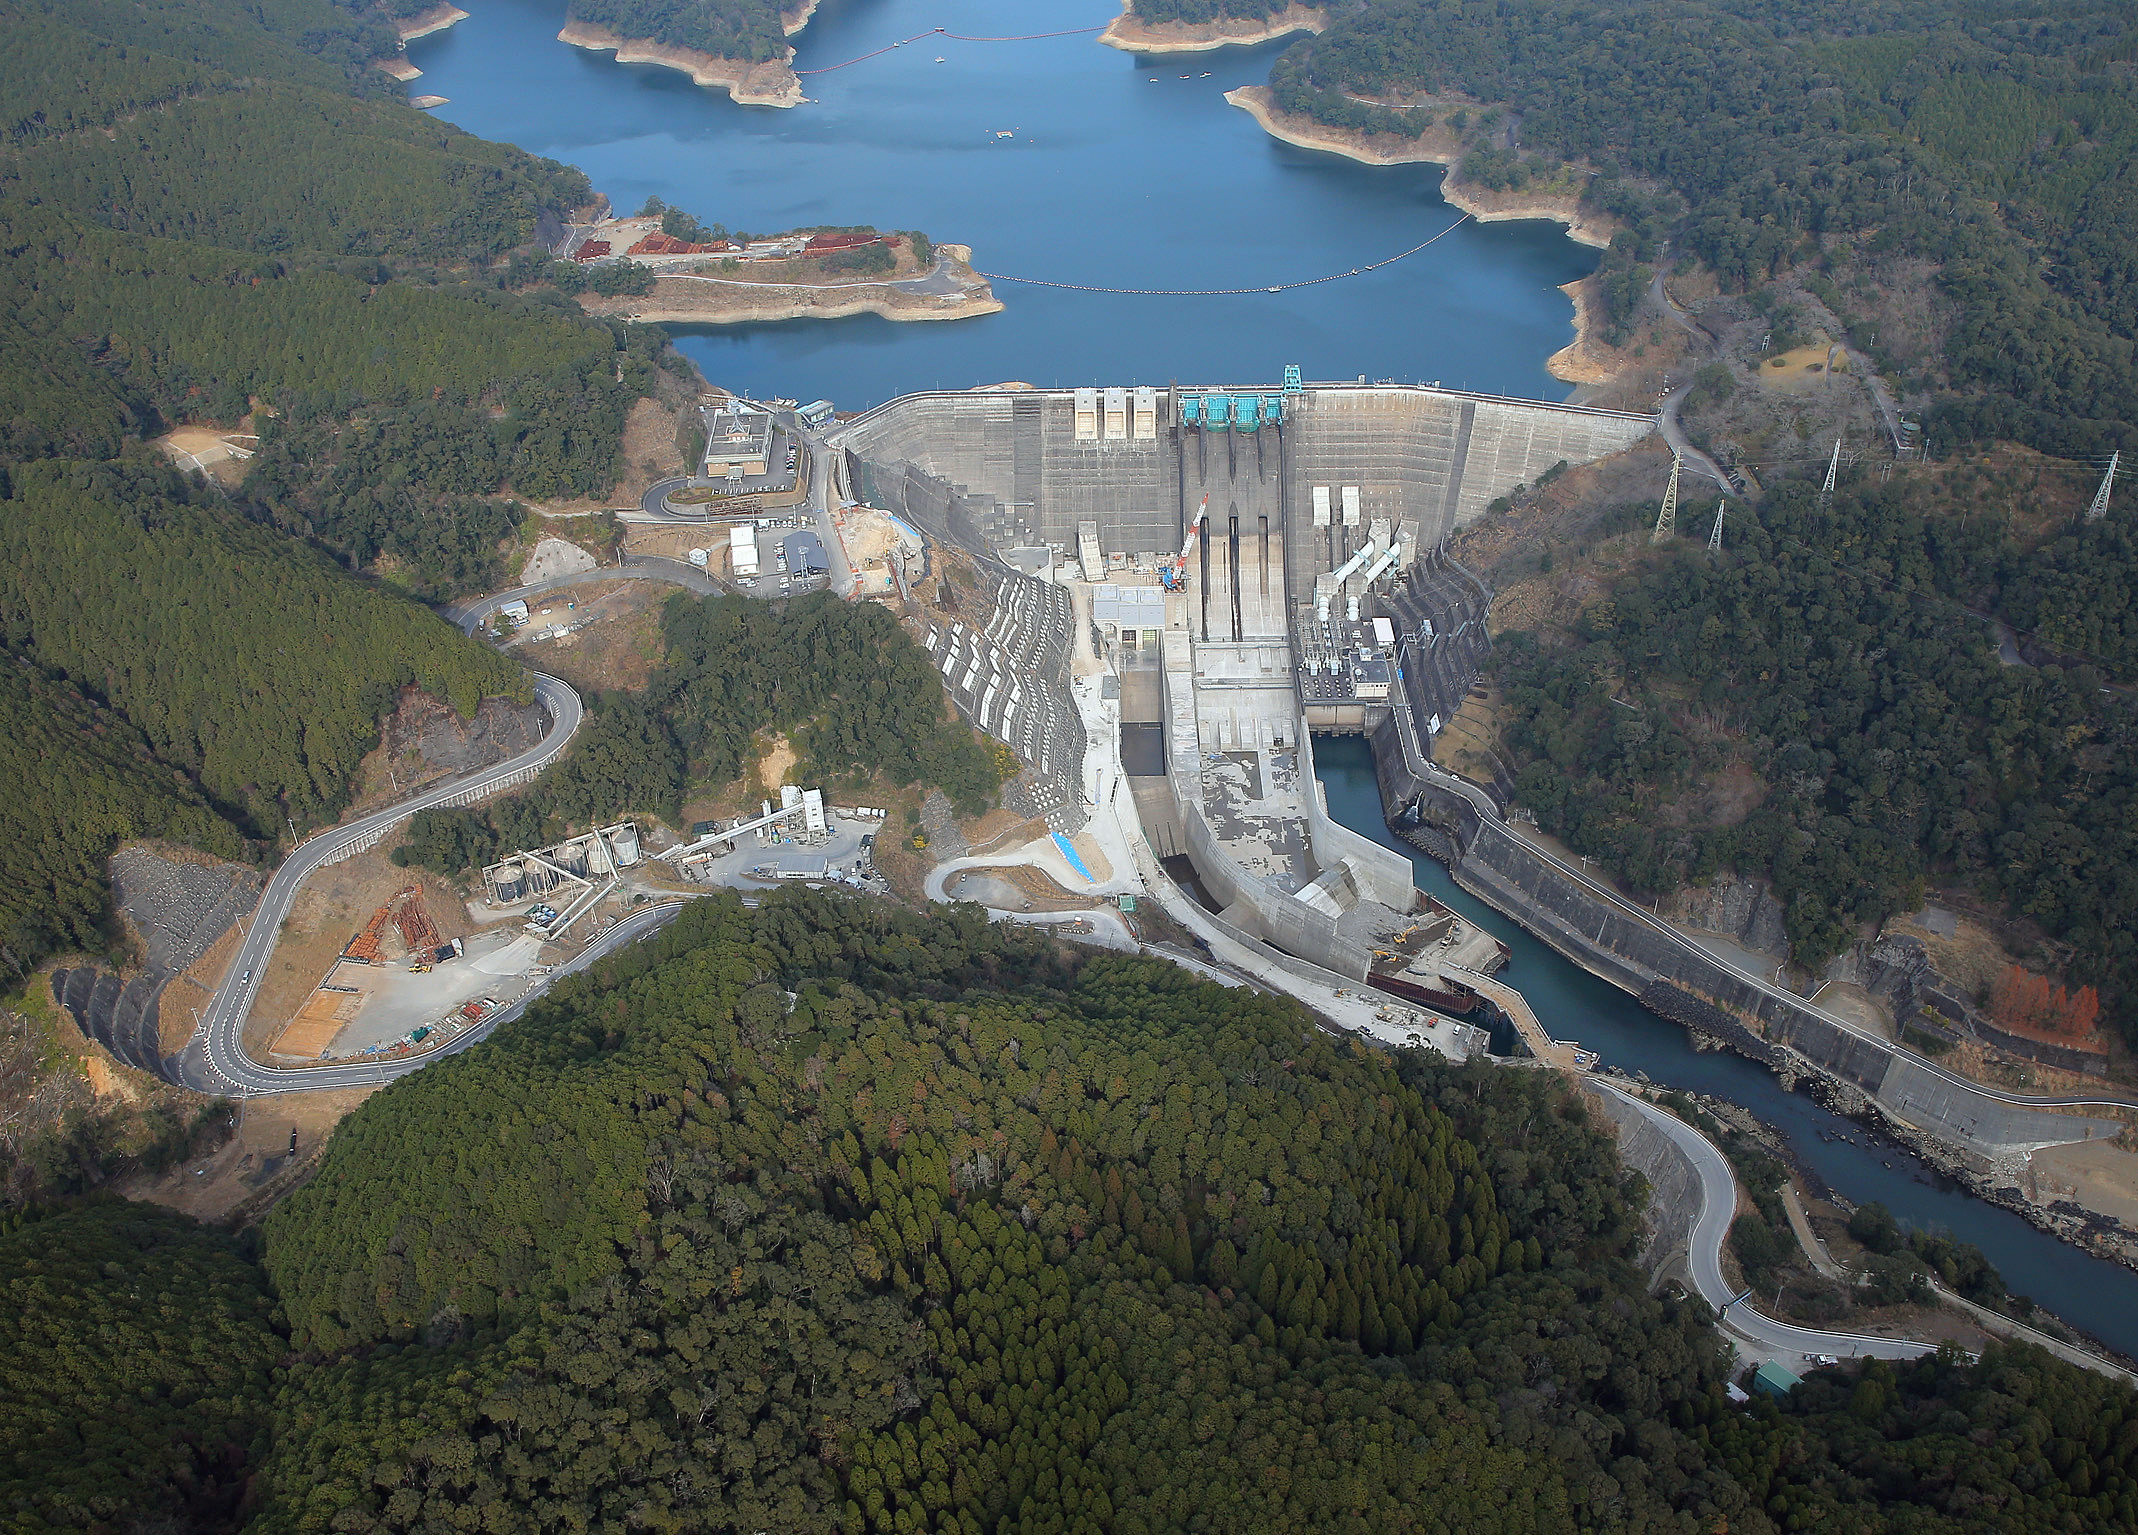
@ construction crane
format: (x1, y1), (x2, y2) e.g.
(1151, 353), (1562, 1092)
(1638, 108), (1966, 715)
(1160, 495), (1209, 591)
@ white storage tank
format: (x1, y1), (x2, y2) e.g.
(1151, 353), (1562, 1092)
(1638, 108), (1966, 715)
(607, 824), (641, 867)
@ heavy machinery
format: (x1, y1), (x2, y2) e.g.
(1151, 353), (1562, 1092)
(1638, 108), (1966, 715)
(1160, 495), (1209, 591)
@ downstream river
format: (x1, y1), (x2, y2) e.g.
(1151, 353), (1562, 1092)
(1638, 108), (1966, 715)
(1316, 738), (2138, 1359)
(410, 4), (2138, 1354)
(409, 0), (1594, 406)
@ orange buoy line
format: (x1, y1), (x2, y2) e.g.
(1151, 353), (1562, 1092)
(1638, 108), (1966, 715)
(975, 214), (1472, 297)
(795, 24), (1103, 76)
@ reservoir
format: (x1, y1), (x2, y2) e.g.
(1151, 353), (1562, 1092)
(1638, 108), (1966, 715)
(408, 0), (1597, 407)
(411, 4), (2138, 1354)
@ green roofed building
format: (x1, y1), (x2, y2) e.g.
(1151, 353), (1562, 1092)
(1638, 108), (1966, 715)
(1752, 1361), (1802, 1399)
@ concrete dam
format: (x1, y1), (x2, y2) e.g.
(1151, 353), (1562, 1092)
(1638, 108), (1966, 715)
(832, 380), (1653, 1002)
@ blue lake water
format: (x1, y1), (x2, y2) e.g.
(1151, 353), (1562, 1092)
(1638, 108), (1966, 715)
(411, 0), (2138, 1357)
(408, 0), (1595, 407)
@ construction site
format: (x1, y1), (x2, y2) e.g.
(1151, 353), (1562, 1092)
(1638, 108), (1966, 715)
(270, 883), (493, 1065)
(832, 374), (1652, 995)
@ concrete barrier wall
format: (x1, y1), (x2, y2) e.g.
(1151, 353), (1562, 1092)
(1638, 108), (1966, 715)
(1182, 797), (1374, 981)
(1580, 1082), (1701, 1285)
(1297, 725), (1418, 913)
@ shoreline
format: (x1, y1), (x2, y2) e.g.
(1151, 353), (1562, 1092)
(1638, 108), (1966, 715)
(557, 21), (804, 108)
(782, 0), (821, 36)
(397, 5), (468, 43)
(1226, 86), (1623, 389)
(1225, 87), (1616, 248)
(1546, 275), (1623, 386)
(1099, 2), (1324, 53)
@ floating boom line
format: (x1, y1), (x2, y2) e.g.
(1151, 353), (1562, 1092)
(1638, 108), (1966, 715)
(976, 214), (1472, 297)
(796, 25), (1103, 76)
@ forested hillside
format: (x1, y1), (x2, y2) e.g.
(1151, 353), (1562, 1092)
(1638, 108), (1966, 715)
(569, 0), (794, 62)
(1261, 0), (2138, 457)
(1, 893), (2114, 1532)
(0, 0), (693, 970)
(1484, 473), (2138, 1033)
(396, 593), (1003, 871)
(0, 659), (244, 964)
(0, 461), (523, 839)
(0, 1200), (281, 1533)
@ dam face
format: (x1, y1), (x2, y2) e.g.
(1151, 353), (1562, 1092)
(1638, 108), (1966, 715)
(834, 381), (1652, 565)
(833, 380), (1653, 993)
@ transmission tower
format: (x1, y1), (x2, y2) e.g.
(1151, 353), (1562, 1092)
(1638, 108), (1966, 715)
(2087, 450), (2120, 522)
(1707, 500), (1725, 553)
(1819, 437), (1842, 503)
(1651, 453), (1681, 543)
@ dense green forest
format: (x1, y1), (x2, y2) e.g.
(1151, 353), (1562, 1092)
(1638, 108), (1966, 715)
(0, 1199), (281, 1533)
(1129, 0), (1305, 24)
(397, 593), (1003, 871)
(0, 0), (691, 969)
(9, 895), (2134, 1531)
(0, 659), (243, 965)
(1262, 0), (2138, 455)
(568, 0), (794, 63)
(1488, 474), (2138, 1033)
(0, 461), (524, 839)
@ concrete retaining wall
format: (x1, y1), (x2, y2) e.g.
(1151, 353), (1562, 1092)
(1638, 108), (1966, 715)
(1580, 1081), (1702, 1286)
(1376, 755), (2127, 1156)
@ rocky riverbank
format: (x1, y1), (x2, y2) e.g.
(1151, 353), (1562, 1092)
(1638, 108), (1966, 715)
(1099, 3), (1324, 53)
(557, 21), (804, 108)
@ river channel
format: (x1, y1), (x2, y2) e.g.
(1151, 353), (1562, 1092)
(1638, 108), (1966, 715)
(409, 0), (1595, 407)
(409, 3), (2138, 1355)
(1314, 737), (2138, 1358)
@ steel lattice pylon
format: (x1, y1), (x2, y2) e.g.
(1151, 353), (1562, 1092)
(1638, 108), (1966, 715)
(1819, 437), (1842, 503)
(1652, 453), (1681, 543)
(2088, 450), (2120, 522)
(1708, 500), (1725, 553)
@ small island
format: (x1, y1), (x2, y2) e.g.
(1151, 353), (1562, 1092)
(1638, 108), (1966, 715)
(1099, 1), (1325, 53)
(564, 211), (1000, 326)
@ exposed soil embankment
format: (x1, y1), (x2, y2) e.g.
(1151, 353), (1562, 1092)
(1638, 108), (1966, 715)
(557, 21), (803, 108)
(1100, 3), (1324, 52)
(584, 245), (1001, 325)
(397, 5), (468, 42)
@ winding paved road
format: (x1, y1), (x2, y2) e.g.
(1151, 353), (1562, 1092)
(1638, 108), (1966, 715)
(1588, 1079), (1936, 1364)
(175, 673), (583, 1096)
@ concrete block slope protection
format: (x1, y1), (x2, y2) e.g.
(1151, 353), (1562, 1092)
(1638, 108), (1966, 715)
(176, 673), (584, 1098)
(1395, 759), (2138, 1128)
